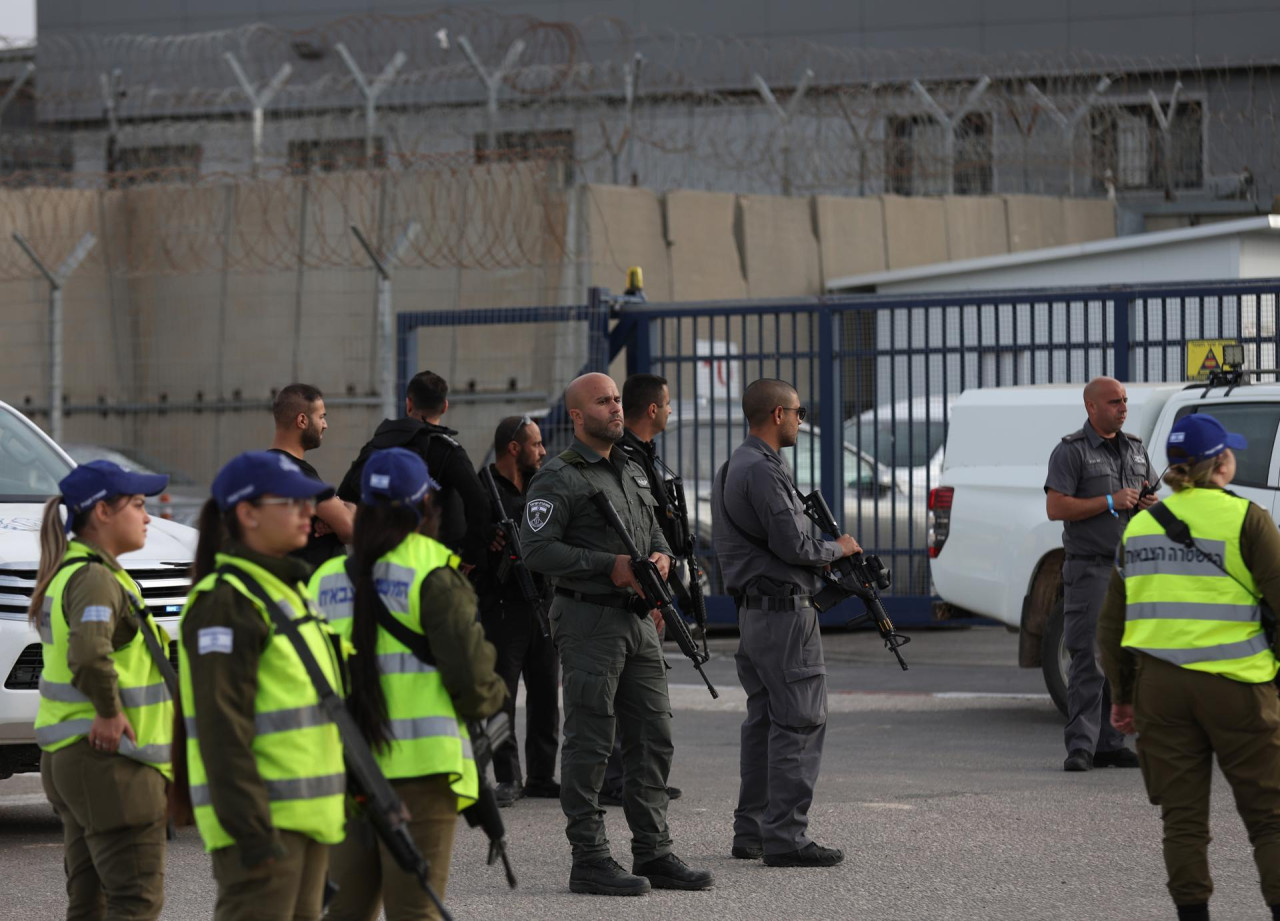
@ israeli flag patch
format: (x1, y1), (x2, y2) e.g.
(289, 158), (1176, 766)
(81, 605), (112, 624)
(198, 627), (234, 655)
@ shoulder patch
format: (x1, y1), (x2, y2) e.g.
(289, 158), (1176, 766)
(197, 626), (234, 655)
(558, 449), (587, 467)
(80, 605), (112, 624)
(526, 498), (554, 531)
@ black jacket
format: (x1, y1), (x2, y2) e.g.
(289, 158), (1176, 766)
(339, 418), (488, 564)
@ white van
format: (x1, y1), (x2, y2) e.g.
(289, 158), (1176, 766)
(0, 400), (196, 777)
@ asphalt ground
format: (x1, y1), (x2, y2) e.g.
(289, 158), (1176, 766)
(0, 626), (1271, 921)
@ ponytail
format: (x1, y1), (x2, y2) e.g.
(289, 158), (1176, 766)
(347, 500), (420, 753)
(27, 496), (68, 626)
(190, 498), (244, 585)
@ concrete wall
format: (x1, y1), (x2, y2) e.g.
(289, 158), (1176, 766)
(0, 171), (1118, 481)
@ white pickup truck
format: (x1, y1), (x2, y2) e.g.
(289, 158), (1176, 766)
(929, 375), (1280, 712)
(0, 400), (196, 777)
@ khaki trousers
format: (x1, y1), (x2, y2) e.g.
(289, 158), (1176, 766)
(324, 775), (459, 921)
(211, 830), (329, 921)
(1135, 653), (1280, 907)
(40, 740), (167, 921)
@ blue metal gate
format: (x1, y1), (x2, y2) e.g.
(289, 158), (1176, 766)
(398, 279), (1280, 628)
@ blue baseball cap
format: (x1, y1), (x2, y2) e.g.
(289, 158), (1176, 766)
(361, 447), (440, 506)
(60, 461), (170, 534)
(212, 451), (334, 511)
(1167, 413), (1247, 463)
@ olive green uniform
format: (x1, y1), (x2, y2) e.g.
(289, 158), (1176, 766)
(179, 544), (333, 921)
(320, 563), (507, 921)
(39, 542), (167, 921)
(520, 437), (674, 865)
(1099, 496), (1280, 908)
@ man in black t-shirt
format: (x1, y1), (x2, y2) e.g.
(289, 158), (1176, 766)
(267, 383), (352, 569)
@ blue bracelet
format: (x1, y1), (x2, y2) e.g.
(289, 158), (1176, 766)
(1106, 493), (1118, 517)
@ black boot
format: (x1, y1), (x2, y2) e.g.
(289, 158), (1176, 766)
(1175, 903), (1208, 921)
(633, 853), (714, 890)
(569, 857), (651, 896)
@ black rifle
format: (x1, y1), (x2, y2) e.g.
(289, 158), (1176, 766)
(657, 466), (711, 659)
(798, 491), (911, 671)
(219, 567), (453, 921)
(480, 466), (551, 639)
(463, 712), (517, 888)
(586, 490), (719, 699)
(342, 560), (518, 890)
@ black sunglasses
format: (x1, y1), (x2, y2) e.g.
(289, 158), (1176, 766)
(780, 406), (808, 422)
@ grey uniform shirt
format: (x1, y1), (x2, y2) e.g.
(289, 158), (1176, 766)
(521, 437), (672, 595)
(711, 434), (843, 596)
(1044, 419), (1153, 557)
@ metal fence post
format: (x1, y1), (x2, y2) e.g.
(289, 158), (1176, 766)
(753, 69), (814, 196)
(224, 53), (293, 178)
(351, 222), (421, 421)
(334, 43), (406, 166)
(1026, 78), (1112, 196)
(457, 36), (526, 154)
(13, 232), (98, 444)
(910, 76), (991, 195)
(1114, 295), (1132, 382)
(818, 303), (842, 527)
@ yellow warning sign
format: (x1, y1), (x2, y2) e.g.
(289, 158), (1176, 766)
(1186, 339), (1238, 381)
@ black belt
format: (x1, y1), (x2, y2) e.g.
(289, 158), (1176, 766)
(739, 594), (814, 612)
(554, 587), (641, 613)
(1065, 553), (1114, 565)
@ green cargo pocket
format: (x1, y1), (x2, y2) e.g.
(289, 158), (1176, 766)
(562, 668), (615, 719)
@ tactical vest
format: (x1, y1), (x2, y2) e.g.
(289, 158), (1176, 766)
(1120, 488), (1278, 684)
(180, 554), (346, 851)
(309, 535), (478, 808)
(34, 541), (174, 777)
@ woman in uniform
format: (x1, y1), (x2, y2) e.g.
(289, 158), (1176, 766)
(30, 460), (174, 921)
(177, 450), (345, 921)
(1100, 413), (1280, 921)
(309, 446), (505, 921)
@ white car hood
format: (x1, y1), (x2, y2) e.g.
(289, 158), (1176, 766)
(0, 503), (197, 568)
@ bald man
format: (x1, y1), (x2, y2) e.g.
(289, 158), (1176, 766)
(1046, 376), (1158, 772)
(521, 373), (713, 896)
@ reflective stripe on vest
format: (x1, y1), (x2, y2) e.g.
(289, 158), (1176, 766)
(1120, 488), (1279, 684)
(308, 539), (477, 805)
(33, 542), (174, 778)
(180, 555), (346, 852)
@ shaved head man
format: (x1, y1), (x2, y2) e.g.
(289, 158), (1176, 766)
(711, 378), (859, 868)
(1045, 376), (1157, 772)
(519, 373), (712, 895)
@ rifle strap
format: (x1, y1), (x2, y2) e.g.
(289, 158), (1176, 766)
(56, 555), (178, 692)
(343, 559), (437, 666)
(214, 565), (342, 706)
(1144, 503), (1259, 599)
(715, 459), (772, 553)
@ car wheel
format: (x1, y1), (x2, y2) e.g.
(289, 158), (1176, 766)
(1041, 597), (1069, 717)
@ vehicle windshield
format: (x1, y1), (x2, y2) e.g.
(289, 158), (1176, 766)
(0, 406), (72, 500)
(845, 416), (947, 469)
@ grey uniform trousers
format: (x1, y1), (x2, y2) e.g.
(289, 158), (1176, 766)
(733, 603), (828, 856)
(1062, 558), (1126, 755)
(552, 596), (674, 864)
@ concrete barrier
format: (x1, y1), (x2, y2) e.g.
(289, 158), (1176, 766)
(814, 195), (886, 285)
(943, 195), (1010, 261)
(1005, 195), (1066, 252)
(737, 194), (822, 298)
(883, 195), (948, 269)
(666, 189), (746, 301)
(1062, 198), (1116, 244)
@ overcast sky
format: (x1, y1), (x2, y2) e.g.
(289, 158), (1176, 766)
(0, 1), (35, 45)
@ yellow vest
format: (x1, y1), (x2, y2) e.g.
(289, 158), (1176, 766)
(33, 541), (174, 778)
(1120, 488), (1278, 683)
(309, 534), (478, 808)
(180, 554), (346, 851)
